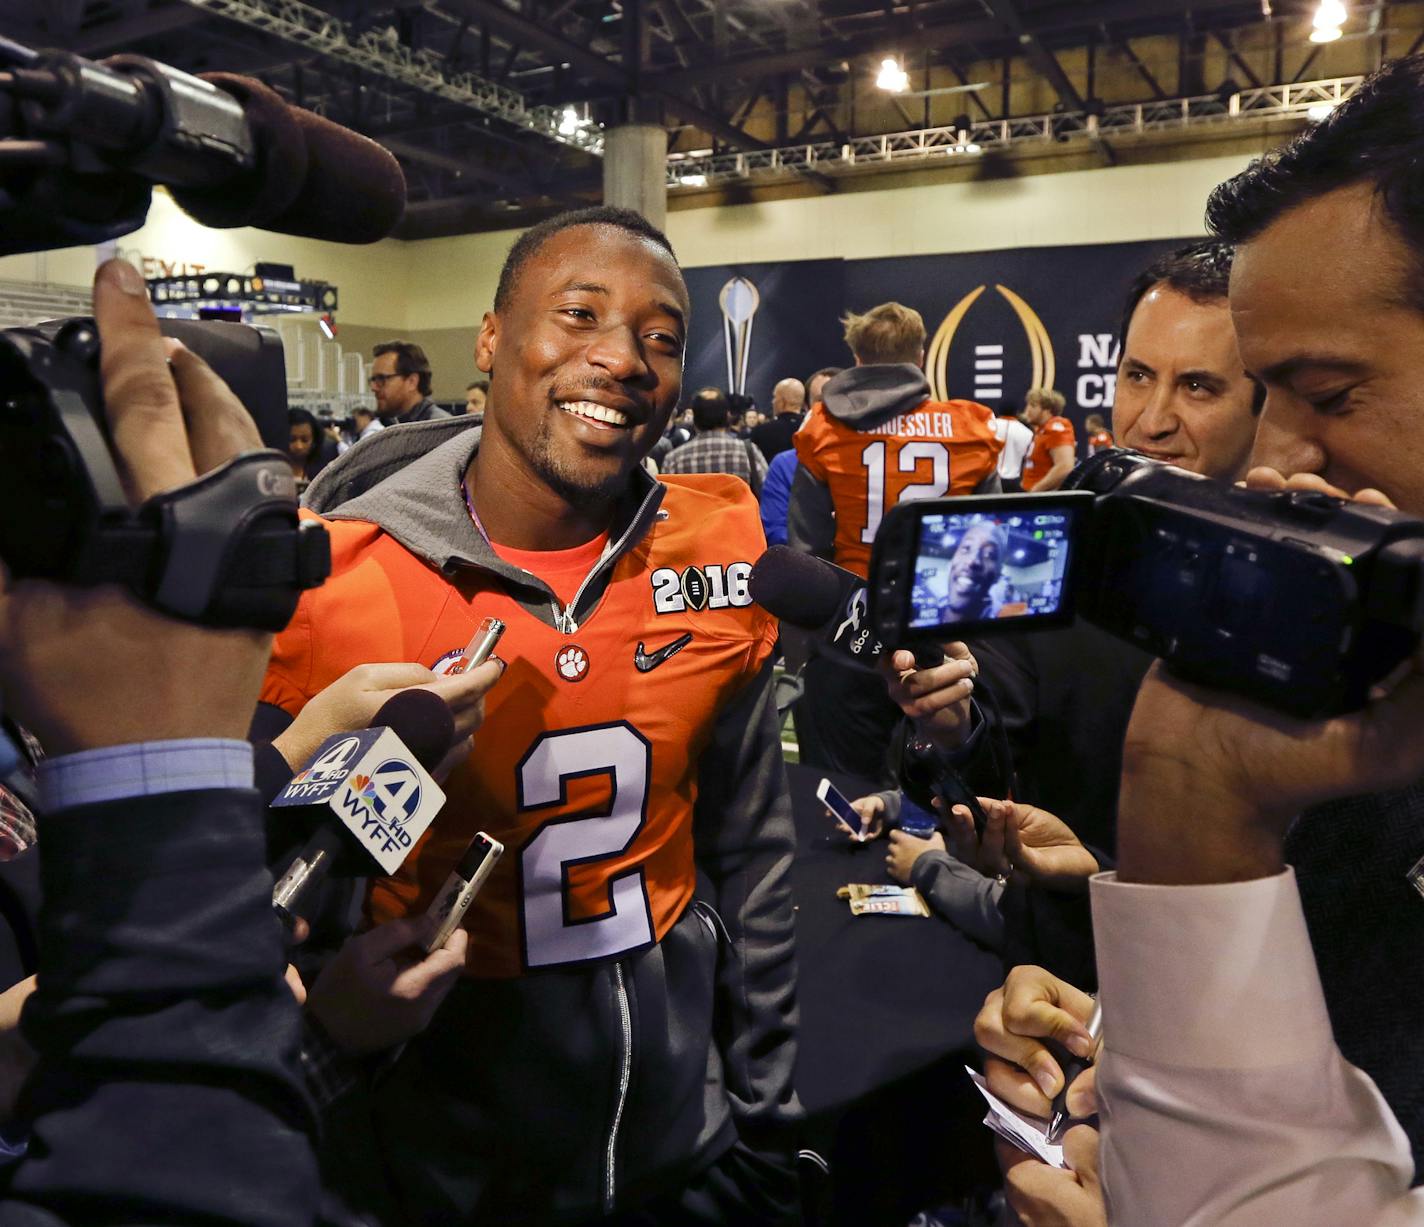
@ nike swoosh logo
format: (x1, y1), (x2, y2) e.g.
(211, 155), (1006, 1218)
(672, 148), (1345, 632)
(634, 632), (693, 673)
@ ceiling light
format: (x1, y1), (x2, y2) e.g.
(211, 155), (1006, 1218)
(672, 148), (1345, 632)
(558, 105), (583, 136)
(1310, 0), (1345, 40)
(1306, 101), (1337, 121)
(677, 173), (708, 187)
(876, 57), (909, 93)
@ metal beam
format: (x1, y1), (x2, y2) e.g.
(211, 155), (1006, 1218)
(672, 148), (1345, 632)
(446, 0), (628, 88)
(176, 0), (602, 153)
(655, 91), (771, 152)
(1112, 32), (1169, 100)
(981, 0), (1084, 112)
(645, 0), (1255, 91)
(70, 4), (208, 54)
(1213, 28), (1262, 89)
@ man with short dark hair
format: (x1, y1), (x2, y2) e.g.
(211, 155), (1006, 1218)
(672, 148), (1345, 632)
(1074, 56), (1424, 1217)
(959, 239), (1262, 885)
(661, 386), (769, 494)
(369, 340), (450, 426)
(885, 238), (1267, 1226)
(262, 206), (800, 1225)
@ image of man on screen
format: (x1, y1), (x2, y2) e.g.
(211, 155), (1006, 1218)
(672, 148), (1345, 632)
(940, 520), (1007, 621)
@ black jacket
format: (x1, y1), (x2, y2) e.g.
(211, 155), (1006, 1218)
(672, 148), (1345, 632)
(1, 787), (317, 1226)
(749, 414), (801, 463)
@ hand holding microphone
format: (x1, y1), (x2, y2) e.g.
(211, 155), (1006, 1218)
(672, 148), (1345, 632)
(271, 656), (503, 778)
(270, 688), (462, 931)
(883, 642), (979, 751)
(746, 546), (977, 748)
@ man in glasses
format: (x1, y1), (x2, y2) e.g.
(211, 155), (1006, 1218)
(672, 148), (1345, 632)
(369, 340), (451, 425)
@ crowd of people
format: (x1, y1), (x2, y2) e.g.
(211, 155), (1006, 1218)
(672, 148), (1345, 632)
(3, 47), (1424, 1227)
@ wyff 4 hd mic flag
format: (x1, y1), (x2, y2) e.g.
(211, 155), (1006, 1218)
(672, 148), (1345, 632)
(273, 727), (445, 874)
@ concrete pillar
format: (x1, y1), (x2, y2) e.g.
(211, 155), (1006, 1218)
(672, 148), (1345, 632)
(602, 123), (668, 231)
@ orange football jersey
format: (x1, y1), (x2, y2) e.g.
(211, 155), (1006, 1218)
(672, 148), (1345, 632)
(793, 398), (1002, 578)
(1021, 416), (1077, 490)
(1088, 429), (1115, 455)
(262, 476), (775, 978)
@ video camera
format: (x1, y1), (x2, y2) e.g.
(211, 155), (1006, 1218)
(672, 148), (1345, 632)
(0, 32), (415, 630)
(0, 315), (329, 630)
(867, 450), (1424, 717)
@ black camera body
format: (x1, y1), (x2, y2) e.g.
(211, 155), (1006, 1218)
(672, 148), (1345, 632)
(0, 316), (328, 629)
(868, 451), (1424, 717)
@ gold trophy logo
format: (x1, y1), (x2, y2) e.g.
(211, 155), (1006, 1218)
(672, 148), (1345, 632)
(718, 276), (760, 394)
(925, 284), (1056, 403)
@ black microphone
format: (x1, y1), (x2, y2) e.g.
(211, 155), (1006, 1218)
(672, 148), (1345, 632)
(748, 546), (943, 671)
(3, 48), (405, 244)
(269, 689), (455, 929)
(751, 547), (994, 834)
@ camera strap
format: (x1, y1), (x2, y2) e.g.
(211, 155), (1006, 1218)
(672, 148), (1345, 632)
(78, 451), (330, 630)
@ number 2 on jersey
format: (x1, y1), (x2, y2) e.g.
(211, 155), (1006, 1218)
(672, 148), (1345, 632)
(860, 440), (952, 544)
(518, 723), (656, 969)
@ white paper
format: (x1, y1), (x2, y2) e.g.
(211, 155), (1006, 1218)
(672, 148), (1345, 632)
(965, 1066), (1067, 1169)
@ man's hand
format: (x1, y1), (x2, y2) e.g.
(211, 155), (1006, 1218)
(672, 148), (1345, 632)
(998, 1126), (1106, 1227)
(1118, 469), (1424, 885)
(1242, 467), (1394, 507)
(0, 260), (272, 754)
(272, 659), (505, 771)
(975, 965), (1097, 1118)
(1120, 655), (1424, 885)
(306, 917), (468, 1055)
(959, 797), (1098, 892)
(886, 828), (944, 883)
(882, 642), (977, 750)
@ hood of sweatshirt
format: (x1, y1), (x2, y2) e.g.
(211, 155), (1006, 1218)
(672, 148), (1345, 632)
(819, 363), (931, 429)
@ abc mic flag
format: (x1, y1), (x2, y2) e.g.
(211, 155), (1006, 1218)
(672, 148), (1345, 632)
(272, 727), (445, 874)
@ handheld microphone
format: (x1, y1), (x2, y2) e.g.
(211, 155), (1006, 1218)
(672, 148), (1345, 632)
(748, 546), (942, 670)
(751, 546), (993, 833)
(1, 46), (405, 247)
(270, 689), (454, 929)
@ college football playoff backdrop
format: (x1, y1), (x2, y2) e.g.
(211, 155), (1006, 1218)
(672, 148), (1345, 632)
(683, 237), (1190, 443)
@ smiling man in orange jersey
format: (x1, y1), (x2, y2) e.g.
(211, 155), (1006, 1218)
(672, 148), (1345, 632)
(786, 300), (1001, 777)
(259, 206), (799, 1226)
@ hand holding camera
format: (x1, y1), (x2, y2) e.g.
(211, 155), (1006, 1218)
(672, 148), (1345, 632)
(0, 260), (277, 753)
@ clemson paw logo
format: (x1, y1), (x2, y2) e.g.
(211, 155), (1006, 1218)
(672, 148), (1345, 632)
(555, 644), (589, 682)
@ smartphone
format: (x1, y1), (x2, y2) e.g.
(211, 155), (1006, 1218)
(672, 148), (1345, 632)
(817, 778), (867, 840)
(455, 617), (506, 673)
(423, 831), (504, 953)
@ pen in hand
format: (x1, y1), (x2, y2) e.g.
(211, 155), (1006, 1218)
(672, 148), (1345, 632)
(1047, 997), (1103, 1144)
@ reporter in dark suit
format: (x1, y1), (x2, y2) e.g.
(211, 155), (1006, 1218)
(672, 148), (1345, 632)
(0, 258), (318, 1226)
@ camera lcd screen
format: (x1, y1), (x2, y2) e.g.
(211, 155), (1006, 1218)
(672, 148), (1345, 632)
(907, 506), (1079, 629)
